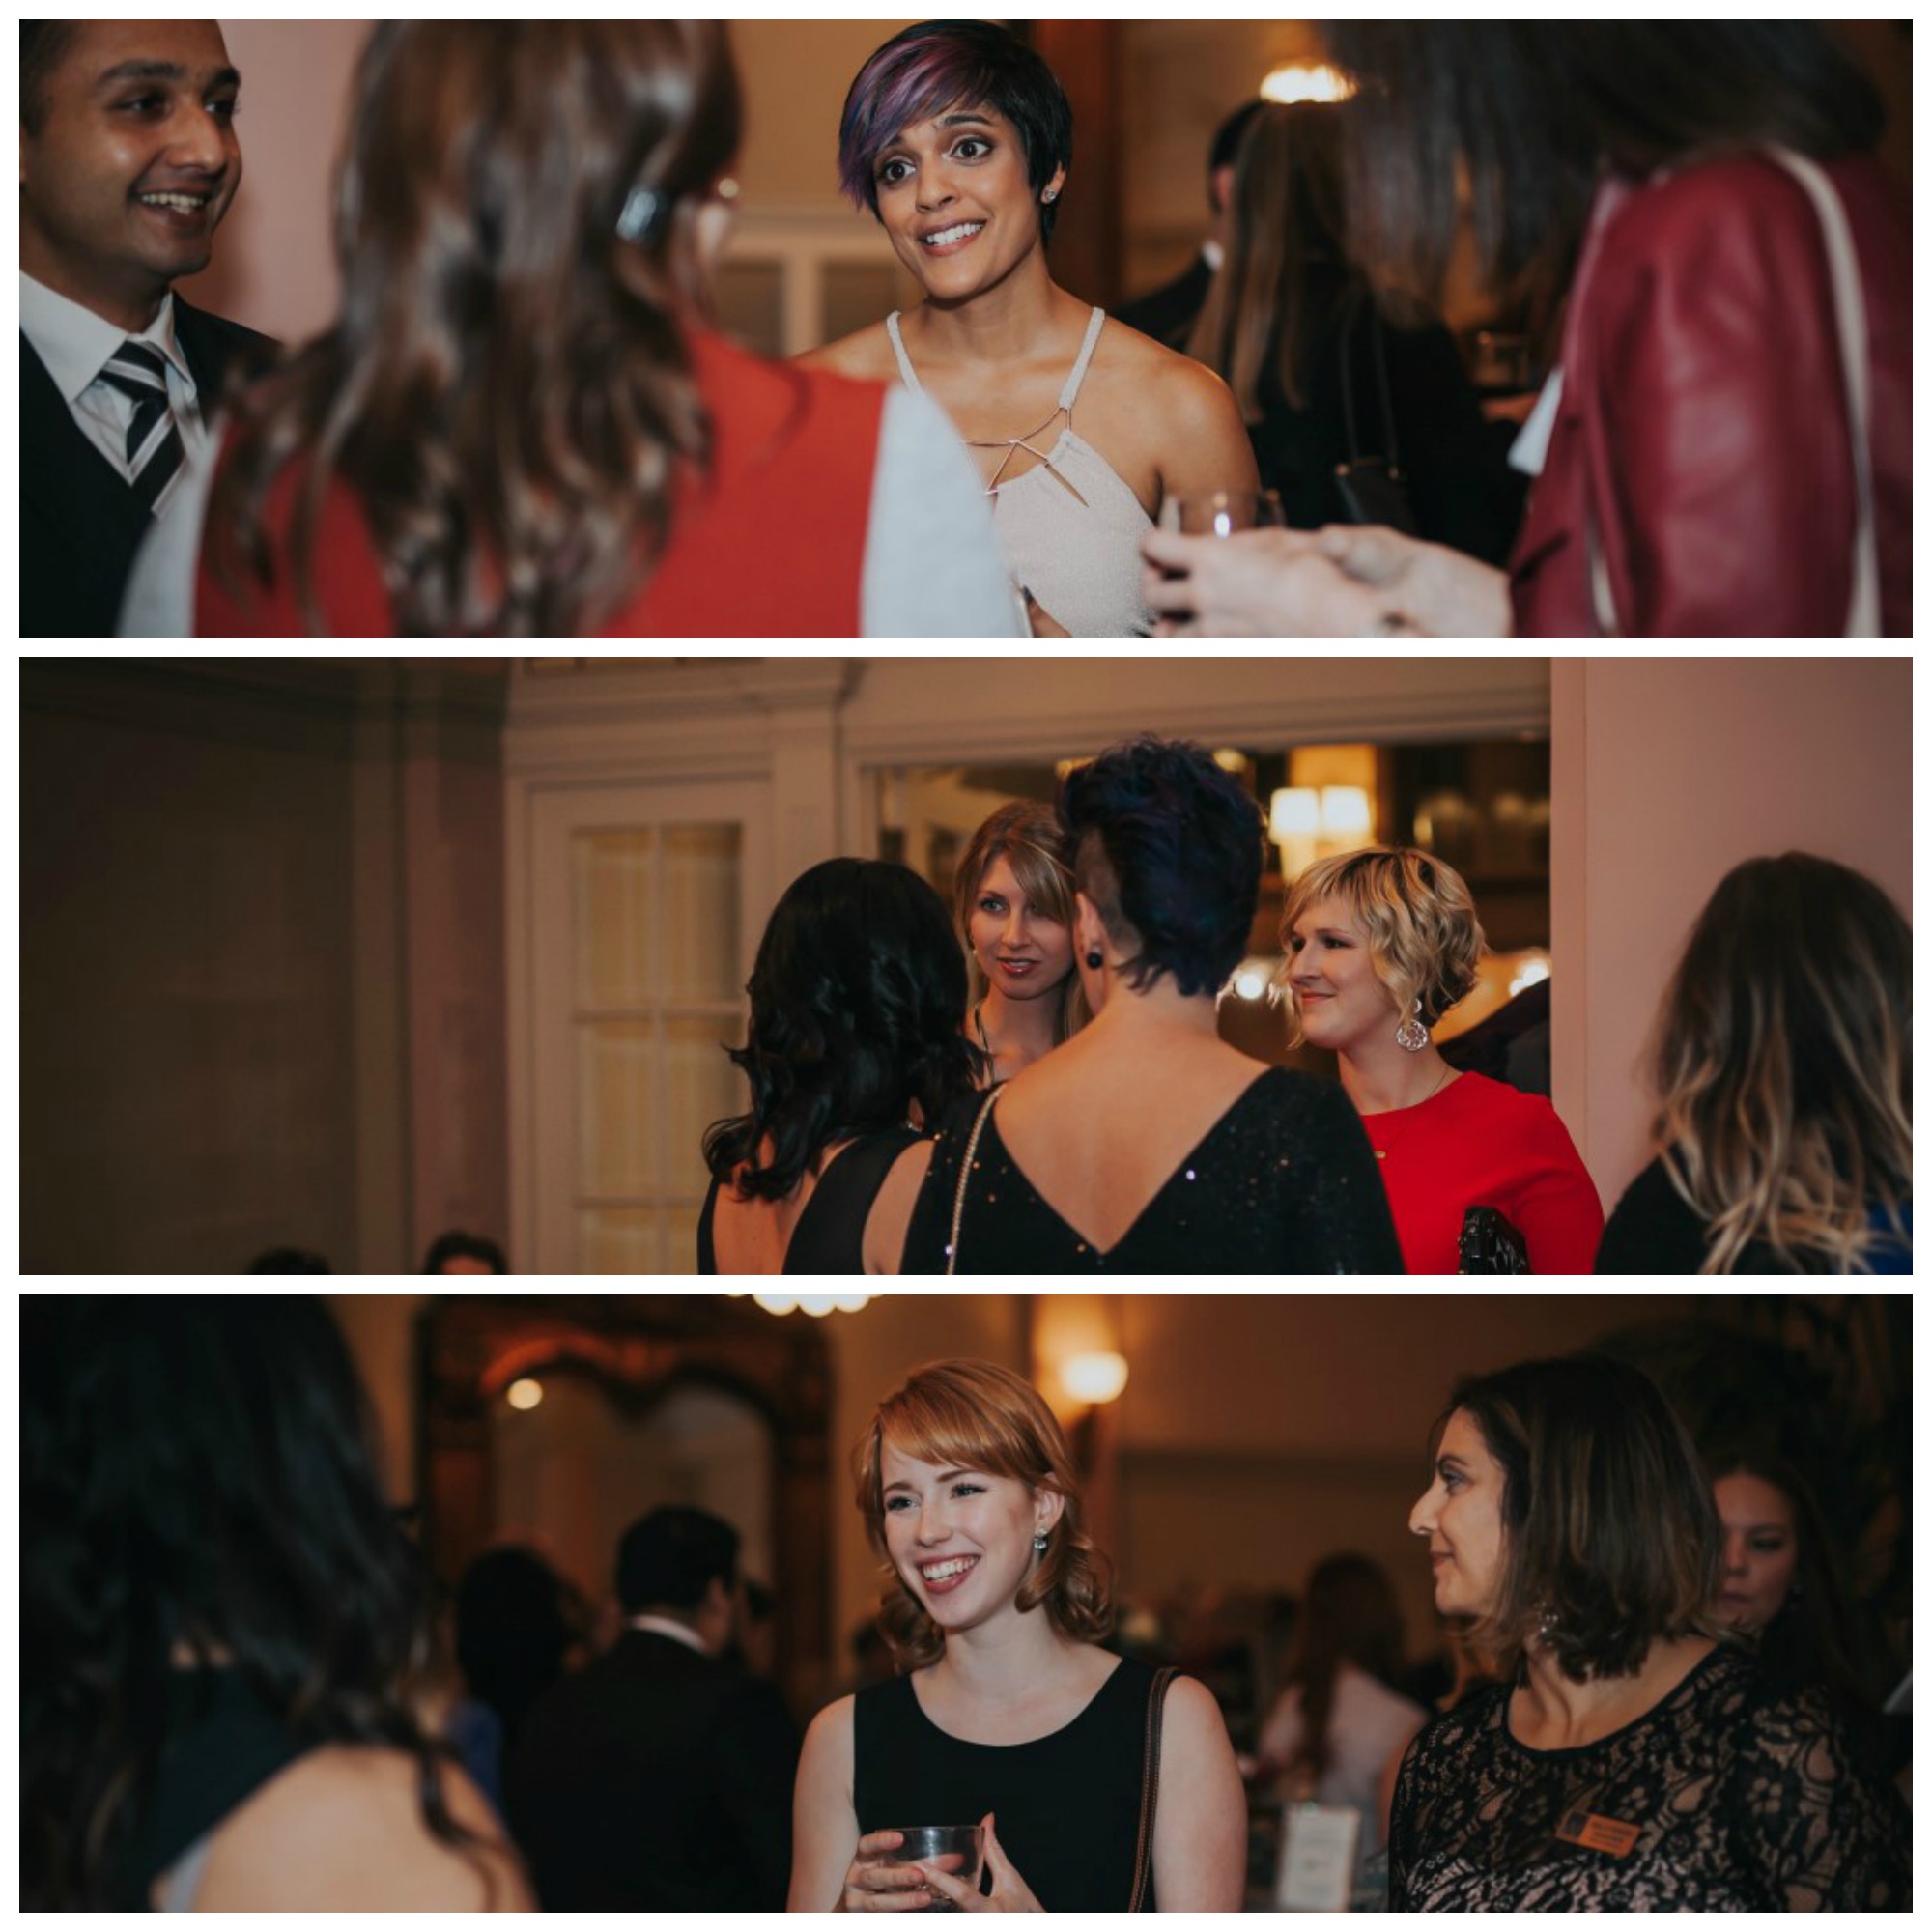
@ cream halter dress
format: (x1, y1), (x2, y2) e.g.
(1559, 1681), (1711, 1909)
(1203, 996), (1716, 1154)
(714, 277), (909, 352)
(885, 305), (1154, 638)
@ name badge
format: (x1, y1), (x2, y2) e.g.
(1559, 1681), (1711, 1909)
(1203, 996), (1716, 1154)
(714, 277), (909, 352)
(1554, 1810), (1642, 1858)
(1275, 1803), (1361, 1912)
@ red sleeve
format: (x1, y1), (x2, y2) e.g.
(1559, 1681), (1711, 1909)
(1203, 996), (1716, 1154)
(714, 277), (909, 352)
(1503, 1099), (1605, 1276)
(1584, 160), (1857, 637)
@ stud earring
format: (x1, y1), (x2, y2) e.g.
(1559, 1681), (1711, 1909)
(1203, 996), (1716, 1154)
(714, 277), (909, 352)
(1085, 950), (1104, 971)
(1042, 187), (1060, 204)
(1395, 999), (1430, 1052)
(1032, 1531), (1050, 1554)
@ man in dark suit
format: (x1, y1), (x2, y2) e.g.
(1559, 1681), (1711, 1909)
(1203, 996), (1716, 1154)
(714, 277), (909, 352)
(507, 1506), (802, 1912)
(19, 19), (273, 638)
(1117, 99), (1266, 351)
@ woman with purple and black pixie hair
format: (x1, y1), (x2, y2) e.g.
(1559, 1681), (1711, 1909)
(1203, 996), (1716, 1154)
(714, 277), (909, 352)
(802, 21), (1256, 639)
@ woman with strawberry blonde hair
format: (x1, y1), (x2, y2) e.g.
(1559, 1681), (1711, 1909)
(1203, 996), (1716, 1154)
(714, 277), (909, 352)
(788, 1359), (1244, 1911)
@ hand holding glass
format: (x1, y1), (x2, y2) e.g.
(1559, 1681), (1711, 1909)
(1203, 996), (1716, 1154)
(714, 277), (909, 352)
(1159, 490), (1286, 537)
(884, 1825), (984, 1910)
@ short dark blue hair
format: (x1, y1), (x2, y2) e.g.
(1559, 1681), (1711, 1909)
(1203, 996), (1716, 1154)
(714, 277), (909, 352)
(1060, 737), (1264, 999)
(703, 858), (980, 1202)
(838, 20), (1073, 243)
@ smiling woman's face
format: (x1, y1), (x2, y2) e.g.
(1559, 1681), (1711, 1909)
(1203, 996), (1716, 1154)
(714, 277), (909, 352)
(868, 101), (1061, 299)
(967, 852), (1074, 1006)
(879, 1437), (1057, 1634)
(1408, 1408), (1509, 1620)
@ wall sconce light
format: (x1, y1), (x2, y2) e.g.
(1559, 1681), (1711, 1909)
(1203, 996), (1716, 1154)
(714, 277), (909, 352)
(1061, 1351), (1129, 1407)
(506, 1378), (545, 1410)
(1269, 783), (1375, 878)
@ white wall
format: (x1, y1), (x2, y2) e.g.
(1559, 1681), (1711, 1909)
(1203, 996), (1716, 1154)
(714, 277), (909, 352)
(1551, 657), (1912, 1214)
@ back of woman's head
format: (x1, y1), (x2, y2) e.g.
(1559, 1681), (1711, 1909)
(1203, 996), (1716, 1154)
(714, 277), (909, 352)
(1323, 23), (1884, 344)
(953, 801), (1089, 1045)
(23, 1296), (456, 1906)
(1060, 736), (1264, 999)
(1448, 1354), (1721, 1684)
(214, 21), (743, 636)
(1190, 100), (1355, 416)
(1653, 853), (1911, 1273)
(704, 858), (979, 1200)
(1283, 1551), (1406, 1779)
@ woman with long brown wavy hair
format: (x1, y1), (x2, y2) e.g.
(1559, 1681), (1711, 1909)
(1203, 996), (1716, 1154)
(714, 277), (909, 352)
(952, 802), (1089, 1087)
(788, 1360), (1244, 1911)
(1598, 852), (1912, 1273)
(169, 22), (1016, 638)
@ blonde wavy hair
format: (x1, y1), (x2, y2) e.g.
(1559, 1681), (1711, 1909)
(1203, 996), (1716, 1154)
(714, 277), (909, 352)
(952, 803), (1090, 1049)
(1651, 853), (1911, 1274)
(1278, 847), (1485, 1047)
(853, 1359), (1114, 1671)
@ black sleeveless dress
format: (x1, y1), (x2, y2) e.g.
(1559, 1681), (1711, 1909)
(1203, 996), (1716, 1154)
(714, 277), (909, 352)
(696, 1128), (920, 1274)
(853, 1658), (1164, 1912)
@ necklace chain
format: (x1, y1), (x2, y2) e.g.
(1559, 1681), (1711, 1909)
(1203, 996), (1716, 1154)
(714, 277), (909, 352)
(1369, 1065), (1455, 1161)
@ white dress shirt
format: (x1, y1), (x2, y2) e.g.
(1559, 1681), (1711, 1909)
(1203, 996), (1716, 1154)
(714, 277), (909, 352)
(627, 1613), (711, 1655)
(20, 270), (212, 485)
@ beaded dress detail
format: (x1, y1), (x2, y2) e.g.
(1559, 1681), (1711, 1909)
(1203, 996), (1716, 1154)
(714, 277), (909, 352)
(885, 306), (1153, 638)
(900, 1067), (1403, 1273)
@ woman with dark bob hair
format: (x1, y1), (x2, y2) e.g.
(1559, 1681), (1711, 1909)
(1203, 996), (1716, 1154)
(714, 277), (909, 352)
(1281, 847), (1602, 1272)
(1145, 21), (1909, 638)
(1394, 1355), (1908, 1909)
(177, 22), (1016, 638)
(805, 22), (1257, 637)
(22, 1296), (527, 1910)
(887, 737), (1402, 1271)
(789, 1359), (1245, 1909)
(699, 858), (980, 1274)
(1599, 852), (1911, 1273)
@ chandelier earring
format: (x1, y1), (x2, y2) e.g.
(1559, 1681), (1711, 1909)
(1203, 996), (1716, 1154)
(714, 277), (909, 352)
(1395, 999), (1430, 1053)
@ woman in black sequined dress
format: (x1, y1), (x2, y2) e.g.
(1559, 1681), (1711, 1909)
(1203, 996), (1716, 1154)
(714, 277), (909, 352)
(1391, 1356), (1909, 1910)
(889, 736), (1403, 1272)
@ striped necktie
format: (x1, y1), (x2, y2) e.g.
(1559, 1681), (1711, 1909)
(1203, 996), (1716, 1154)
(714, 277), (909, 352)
(97, 339), (185, 515)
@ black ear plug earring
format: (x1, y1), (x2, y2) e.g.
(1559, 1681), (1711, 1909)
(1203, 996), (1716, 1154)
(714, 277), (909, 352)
(1085, 950), (1105, 970)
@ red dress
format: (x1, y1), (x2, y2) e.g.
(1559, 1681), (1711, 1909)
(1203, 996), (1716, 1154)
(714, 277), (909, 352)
(1362, 1071), (1603, 1276)
(1511, 154), (1911, 638)
(195, 330), (886, 637)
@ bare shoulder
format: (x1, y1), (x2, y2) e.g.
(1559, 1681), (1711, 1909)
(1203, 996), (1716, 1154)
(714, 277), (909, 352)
(802, 1689), (858, 1767)
(192, 1746), (530, 1911)
(797, 322), (898, 382)
(1164, 1670), (1235, 1743)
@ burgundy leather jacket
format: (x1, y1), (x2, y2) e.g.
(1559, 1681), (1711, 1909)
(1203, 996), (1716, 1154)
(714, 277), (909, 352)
(1511, 153), (1910, 638)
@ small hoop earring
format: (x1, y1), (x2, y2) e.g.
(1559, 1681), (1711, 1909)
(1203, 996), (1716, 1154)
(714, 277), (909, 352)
(1395, 999), (1430, 1052)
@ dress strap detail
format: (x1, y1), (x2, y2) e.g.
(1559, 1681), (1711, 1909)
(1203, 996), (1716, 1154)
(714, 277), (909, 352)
(1058, 308), (1108, 412)
(884, 313), (923, 393)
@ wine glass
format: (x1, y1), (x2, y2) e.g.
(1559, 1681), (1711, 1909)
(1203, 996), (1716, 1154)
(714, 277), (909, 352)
(884, 1824), (984, 1911)
(1158, 489), (1286, 537)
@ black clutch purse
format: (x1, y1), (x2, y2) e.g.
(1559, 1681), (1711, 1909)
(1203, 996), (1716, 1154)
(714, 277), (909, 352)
(1334, 301), (1419, 537)
(1459, 1205), (1532, 1274)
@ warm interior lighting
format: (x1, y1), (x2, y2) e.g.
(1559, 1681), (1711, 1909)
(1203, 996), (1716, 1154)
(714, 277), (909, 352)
(739, 1292), (869, 1318)
(1510, 952), (1551, 998)
(1320, 786), (1372, 838)
(1260, 62), (1356, 105)
(1271, 778), (1376, 878)
(1270, 787), (1320, 842)
(1061, 1351), (1129, 1406)
(506, 1378), (544, 1411)
(1232, 957), (1275, 1003)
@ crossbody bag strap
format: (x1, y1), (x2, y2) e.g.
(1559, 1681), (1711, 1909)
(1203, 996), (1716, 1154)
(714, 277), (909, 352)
(944, 1087), (1002, 1276)
(1128, 1665), (1180, 1913)
(1763, 145), (1878, 638)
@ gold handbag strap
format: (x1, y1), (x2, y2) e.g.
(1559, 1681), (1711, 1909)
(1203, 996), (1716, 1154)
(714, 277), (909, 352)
(1128, 1665), (1179, 1912)
(944, 1087), (1002, 1276)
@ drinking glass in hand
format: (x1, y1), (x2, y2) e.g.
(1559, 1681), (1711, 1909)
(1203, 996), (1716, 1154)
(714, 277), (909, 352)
(885, 1824), (984, 1911)
(1159, 490), (1286, 537)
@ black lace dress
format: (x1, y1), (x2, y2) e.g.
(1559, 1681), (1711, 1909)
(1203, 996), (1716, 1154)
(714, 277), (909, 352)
(1388, 1647), (1910, 1911)
(899, 1067), (1402, 1274)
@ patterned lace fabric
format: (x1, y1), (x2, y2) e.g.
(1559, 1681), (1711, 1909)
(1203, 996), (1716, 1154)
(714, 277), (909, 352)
(1389, 1646), (1910, 1911)
(900, 1067), (1403, 1274)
